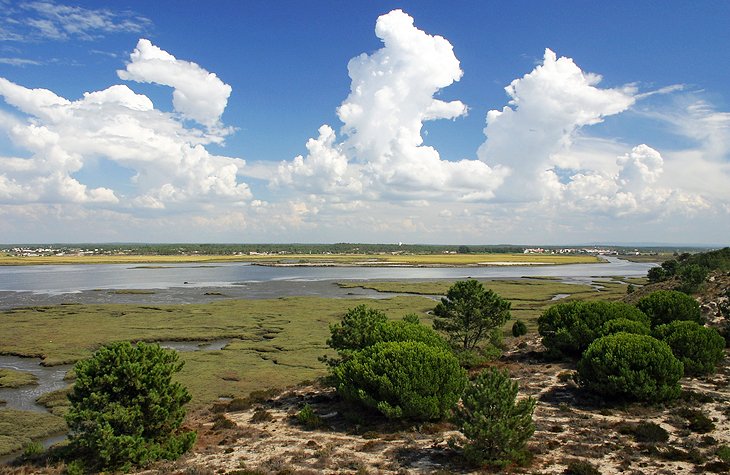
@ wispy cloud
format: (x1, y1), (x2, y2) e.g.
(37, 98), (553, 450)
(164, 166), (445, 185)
(0, 57), (42, 66)
(1, 0), (152, 42)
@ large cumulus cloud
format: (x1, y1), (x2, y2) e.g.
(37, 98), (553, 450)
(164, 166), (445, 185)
(0, 40), (250, 209)
(272, 9), (507, 201)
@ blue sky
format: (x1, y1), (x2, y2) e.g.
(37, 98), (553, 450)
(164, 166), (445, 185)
(0, 0), (728, 245)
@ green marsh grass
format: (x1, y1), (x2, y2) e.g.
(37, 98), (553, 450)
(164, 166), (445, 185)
(0, 409), (66, 456)
(0, 368), (38, 388)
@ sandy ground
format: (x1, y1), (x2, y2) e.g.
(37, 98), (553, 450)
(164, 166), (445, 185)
(131, 336), (729, 475)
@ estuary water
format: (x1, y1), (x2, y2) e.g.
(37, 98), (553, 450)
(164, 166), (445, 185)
(0, 256), (652, 294)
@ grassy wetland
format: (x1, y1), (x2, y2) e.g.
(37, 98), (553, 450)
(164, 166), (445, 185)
(0, 274), (640, 458)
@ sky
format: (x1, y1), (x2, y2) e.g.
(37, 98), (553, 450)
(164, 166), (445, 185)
(0, 1), (729, 245)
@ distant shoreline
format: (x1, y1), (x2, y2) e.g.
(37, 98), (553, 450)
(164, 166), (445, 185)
(0, 253), (604, 267)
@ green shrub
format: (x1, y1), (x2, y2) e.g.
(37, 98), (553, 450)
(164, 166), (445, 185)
(636, 290), (702, 327)
(678, 264), (708, 293)
(325, 306), (447, 367)
(577, 333), (683, 402)
(678, 407), (715, 433)
(600, 318), (650, 337)
(452, 367), (535, 467)
(717, 445), (730, 462)
(564, 460), (601, 475)
(653, 321), (725, 375)
(333, 341), (466, 420)
(538, 301), (650, 358)
(512, 320), (528, 337)
(66, 341), (196, 472)
(296, 404), (323, 429)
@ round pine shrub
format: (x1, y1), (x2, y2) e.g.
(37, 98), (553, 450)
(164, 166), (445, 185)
(333, 341), (466, 420)
(653, 321), (725, 375)
(577, 333), (683, 402)
(538, 301), (650, 358)
(66, 342), (196, 472)
(600, 318), (650, 337)
(512, 320), (528, 337)
(636, 290), (702, 327)
(327, 304), (388, 353)
(453, 367), (535, 467)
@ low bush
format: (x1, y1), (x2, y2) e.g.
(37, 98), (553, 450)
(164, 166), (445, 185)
(564, 460), (601, 475)
(296, 404), (323, 429)
(636, 290), (702, 327)
(333, 341), (466, 420)
(653, 321), (725, 375)
(512, 320), (528, 337)
(678, 407), (715, 433)
(618, 421), (669, 443)
(452, 367), (535, 467)
(577, 333), (683, 402)
(538, 301), (650, 358)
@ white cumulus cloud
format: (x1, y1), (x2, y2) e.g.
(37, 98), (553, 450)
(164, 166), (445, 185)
(273, 9), (506, 201)
(479, 48), (637, 201)
(0, 42), (251, 209)
(118, 39), (232, 128)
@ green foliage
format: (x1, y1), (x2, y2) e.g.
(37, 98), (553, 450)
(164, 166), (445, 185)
(577, 333), (683, 402)
(452, 367), (535, 467)
(647, 266), (667, 283)
(512, 320), (528, 337)
(325, 305), (448, 367)
(564, 460), (601, 475)
(66, 341), (196, 472)
(678, 263), (708, 293)
(677, 407), (715, 433)
(717, 445), (730, 462)
(538, 300), (650, 358)
(333, 341), (466, 420)
(65, 459), (86, 475)
(599, 318), (650, 337)
(653, 321), (725, 375)
(433, 280), (511, 351)
(618, 421), (669, 443)
(636, 290), (703, 327)
(327, 305), (388, 354)
(296, 404), (323, 429)
(22, 440), (44, 458)
(644, 248), (729, 288)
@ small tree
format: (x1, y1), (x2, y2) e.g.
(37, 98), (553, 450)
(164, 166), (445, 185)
(434, 280), (511, 351)
(66, 341), (196, 471)
(452, 367), (535, 467)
